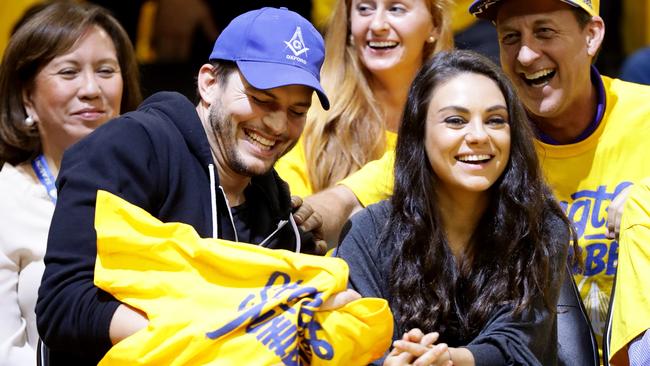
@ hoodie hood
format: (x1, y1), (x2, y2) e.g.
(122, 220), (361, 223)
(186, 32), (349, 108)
(137, 92), (214, 169)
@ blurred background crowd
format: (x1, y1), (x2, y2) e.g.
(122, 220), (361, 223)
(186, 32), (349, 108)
(3, 0), (649, 101)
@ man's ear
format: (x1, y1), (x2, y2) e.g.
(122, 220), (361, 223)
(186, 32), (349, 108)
(197, 63), (219, 107)
(585, 16), (605, 57)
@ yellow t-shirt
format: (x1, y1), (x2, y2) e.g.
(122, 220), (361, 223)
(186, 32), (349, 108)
(536, 76), (650, 350)
(93, 190), (393, 365)
(276, 131), (397, 197)
(339, 148), (394, 207)
(338, 149), (395, 207)
(609, 178), (650, 366)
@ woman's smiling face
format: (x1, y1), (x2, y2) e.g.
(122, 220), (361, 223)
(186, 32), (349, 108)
(350, 0), (436, 77)
(425, 72), (511, 198)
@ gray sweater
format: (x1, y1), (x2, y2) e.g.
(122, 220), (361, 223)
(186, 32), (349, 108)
(337, 200), (568, 366)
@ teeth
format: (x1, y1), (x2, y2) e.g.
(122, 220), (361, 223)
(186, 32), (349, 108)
(245, 130), (275, 150)
(368, 41), (398, 48)
(524, 68), (554, 80)
(458, 154), (491, 162)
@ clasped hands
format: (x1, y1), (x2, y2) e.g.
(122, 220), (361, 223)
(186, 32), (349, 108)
(384, 329), (453, 366)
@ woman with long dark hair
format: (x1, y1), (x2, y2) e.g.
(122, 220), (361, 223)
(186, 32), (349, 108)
(337, 50), (576, 365)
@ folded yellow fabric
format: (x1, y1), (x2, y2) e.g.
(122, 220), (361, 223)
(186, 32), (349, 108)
(93, 190), (393, 365)
(609, 179), (650, 365)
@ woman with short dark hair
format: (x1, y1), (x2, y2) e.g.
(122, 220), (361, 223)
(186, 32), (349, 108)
(0, 2), (141, 363)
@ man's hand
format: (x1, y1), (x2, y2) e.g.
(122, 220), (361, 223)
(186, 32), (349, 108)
(304, 185), (363, 247)
(607, 185), (633, 240)
(321, 289), (361, 311)
(109, 304), (149, 345)
(291, 196), (327, 255)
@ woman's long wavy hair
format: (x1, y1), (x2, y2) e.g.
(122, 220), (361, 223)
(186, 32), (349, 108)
(303, 0), (453, 192)
(386, 50), (577, 342)
(0, 1), (142, 166)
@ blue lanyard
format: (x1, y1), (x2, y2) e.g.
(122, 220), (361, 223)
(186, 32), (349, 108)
(31, 154), (57, 204)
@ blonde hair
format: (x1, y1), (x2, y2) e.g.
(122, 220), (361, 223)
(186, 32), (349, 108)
(303, 0), (453, 192)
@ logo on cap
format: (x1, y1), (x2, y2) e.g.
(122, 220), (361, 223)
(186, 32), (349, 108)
(284, 26), (309, 59)
(582, 0), (592, 8)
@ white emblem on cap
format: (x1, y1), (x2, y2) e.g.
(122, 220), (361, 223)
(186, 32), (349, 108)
(284, 27), (309, 57)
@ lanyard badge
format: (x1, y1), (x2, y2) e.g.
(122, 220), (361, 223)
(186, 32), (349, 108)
(31, 154), (57, 204)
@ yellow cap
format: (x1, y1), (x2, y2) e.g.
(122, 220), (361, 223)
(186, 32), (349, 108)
(470, 0), (599, 21)
(562, 0), (599, 17)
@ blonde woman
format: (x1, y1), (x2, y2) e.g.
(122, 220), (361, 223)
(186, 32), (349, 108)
(276, 0), (453, 197)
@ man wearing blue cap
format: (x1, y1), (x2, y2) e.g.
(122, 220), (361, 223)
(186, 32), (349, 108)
(36, 8), (356, 364)
(468, 0), (650, 363)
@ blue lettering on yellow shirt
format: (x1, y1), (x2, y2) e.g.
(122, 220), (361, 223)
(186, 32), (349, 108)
(560, 182), (630, 276)
(206, 271), (334, 365)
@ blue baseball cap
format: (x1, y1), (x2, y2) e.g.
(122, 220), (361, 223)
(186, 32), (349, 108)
(209, 7), (330, 110)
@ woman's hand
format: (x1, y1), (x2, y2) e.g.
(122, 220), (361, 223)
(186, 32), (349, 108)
(383, 329), (452, 366)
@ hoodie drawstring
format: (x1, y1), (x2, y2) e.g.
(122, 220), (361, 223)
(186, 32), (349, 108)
(219, 186), (239, 243)
(208, 163), (300, 252)
(288, 214), (301, 253)
(208, 164), (218, 238)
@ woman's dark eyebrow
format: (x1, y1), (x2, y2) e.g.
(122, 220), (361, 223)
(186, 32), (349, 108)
(438, 105), (507, 113)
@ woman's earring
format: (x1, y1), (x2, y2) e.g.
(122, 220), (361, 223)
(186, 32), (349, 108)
(427, 36), (436, 43)
(24, 115), (35, 127)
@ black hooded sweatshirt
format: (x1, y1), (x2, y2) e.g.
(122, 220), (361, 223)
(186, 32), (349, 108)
(36, 92), (315, 364)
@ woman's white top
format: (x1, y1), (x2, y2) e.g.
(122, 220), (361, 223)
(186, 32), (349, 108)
(0, 162), (54, 365)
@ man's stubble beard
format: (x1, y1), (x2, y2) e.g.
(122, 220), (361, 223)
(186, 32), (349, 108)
(208, 100), (273, 178)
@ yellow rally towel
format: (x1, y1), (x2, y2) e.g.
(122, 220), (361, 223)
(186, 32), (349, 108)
(609, 179), (650, 365)
(93, 190), (393, 365)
